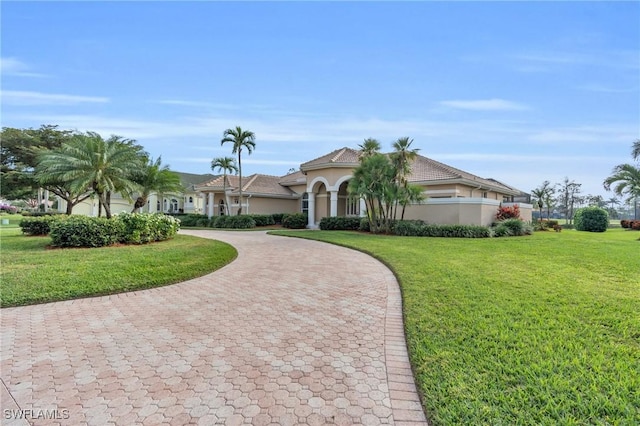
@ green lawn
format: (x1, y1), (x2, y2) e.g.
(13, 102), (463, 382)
(270, 228), (640, 425)
(1, 228), (237, 307)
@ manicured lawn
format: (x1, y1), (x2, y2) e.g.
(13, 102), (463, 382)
(270, 228), (640, 425)
(1, 228), (237, 307)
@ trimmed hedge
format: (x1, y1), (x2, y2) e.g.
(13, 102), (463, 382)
(393, 220), (492, 238)
(282, 213), (307, 229)
(319, 216), (362, 231)
(574, 207), (608, 232)
(621, 219), (640, 230)
(19, 216), (62, 235)
(170, 214), (206, 227)
(118, 213), (180, 244)
(249, 214), (276, 227)
(22, 213), (181, 248)
(212, 215), (256, 229)
(50, 216), (124, 247)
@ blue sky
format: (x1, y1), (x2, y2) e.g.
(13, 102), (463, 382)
(2, 1), (639, 198)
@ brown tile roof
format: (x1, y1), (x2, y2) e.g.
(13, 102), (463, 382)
(278, 170), (307, 186)
(238, 174), (298, 197)
(300, 147), (361, 169)
(200, 174), (298, 197)
(198, 174), (240, 190)
(408, 155), (516, 192)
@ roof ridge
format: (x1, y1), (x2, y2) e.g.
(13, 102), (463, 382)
(331, 148), (347, 163)
(242, 174), (259, 191)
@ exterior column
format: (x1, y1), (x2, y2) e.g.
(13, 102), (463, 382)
(330, 191), (338, 217)
(307, 192), (315, 228)
(200, 193), (206, 215)
(207, 193), (214, 218)
(359, 198), (367, 217)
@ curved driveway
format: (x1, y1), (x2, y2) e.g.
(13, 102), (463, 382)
(1, 230), (426, 425)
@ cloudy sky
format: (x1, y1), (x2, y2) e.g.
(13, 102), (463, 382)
(2, 2), (638, 197)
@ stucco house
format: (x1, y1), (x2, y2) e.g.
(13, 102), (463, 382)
(57, 172), (215, 216)
(195, 147), (532, 227)
(56, 146), (531, 225)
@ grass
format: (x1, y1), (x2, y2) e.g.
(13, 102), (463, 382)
(269, 228), (640, 425)
(1, 228), (237, 307)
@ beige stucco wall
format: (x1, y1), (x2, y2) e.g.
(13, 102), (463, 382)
(306, 168), (353, 190)
(246, 197), (299, 215)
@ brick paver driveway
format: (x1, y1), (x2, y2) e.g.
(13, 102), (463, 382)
(1, 230), (426, 425)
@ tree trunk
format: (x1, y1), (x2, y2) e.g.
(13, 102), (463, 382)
(237, 150), (243, 215)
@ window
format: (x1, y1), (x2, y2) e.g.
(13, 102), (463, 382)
(188, 196), (193, 203)
(301, 193), (309, 213)
(346, 196), (359, 216)
(483, 192), (488, 198)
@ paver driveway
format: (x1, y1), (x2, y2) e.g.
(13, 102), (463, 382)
(1, 230), (426, 425)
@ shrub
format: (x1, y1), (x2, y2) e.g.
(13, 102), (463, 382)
(282, 213), (307, 229)
(194, 218), (209, 227)
(226, 215), (256, 229)
(393, 221), (491, 238)
(574, 207), (609, 232)
(632, 221), (640, 231)
(496, 204), (521, 220)
(118, 213), (180, 244)
(272, 213), (286, 224)
(19, 216), (62, 235)
(493, 223), (512, 237)
(0, 204), (18, 214)
(319, 216), (362, 231)
(621, 220), (630, 229)
(499, 218), (528, 236)
(359, 218), (370, 232)
(173, 214), (206, 227)
(49, 216), (124, 248)
(249, 214), (275, 227)
(212, 216), (228, 228)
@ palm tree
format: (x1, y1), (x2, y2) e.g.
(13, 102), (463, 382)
(530, 187), (546, 223)
(358, 138), (381, 159)
(390, 137), (420, 220)
(36, 132), (144, 218)
(131, 156), (183, 213)
(632, 139), (640, 161)
(211, 156), (238, 215)
(603, 163), (640, 209)
(221, 126), (255, 215)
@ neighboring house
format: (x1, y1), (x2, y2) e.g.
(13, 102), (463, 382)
(196, 147), (532, 227)
(56, 172), (215, 216)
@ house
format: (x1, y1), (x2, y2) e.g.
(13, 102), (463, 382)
(57, 172), (215, 216)
(195, 147), (532, 227)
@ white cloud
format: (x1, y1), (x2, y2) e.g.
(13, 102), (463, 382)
(2, 90), (109, 106)
(439, 99), (529, 111)
(0, 57), (48, 77)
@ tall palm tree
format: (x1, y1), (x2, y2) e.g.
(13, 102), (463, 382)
(390, 137), (420, 220)
(358, 138), (381, 159)
(530, 188), (546, 222)
(211, 156), (238, 215)
(36, 132), (144, 218)
(221, 126), (255, 215)
(632, 139), (640, 161)
(131, 156), (183, 213)
(603, 163), (640, 202)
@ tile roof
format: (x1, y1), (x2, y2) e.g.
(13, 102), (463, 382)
(239, 174), (298, 197)
(408, 155), (515, 192)
(278, 170), (307, 186)
(198, 174), (298, 197)
(300, 147), (361, 169)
